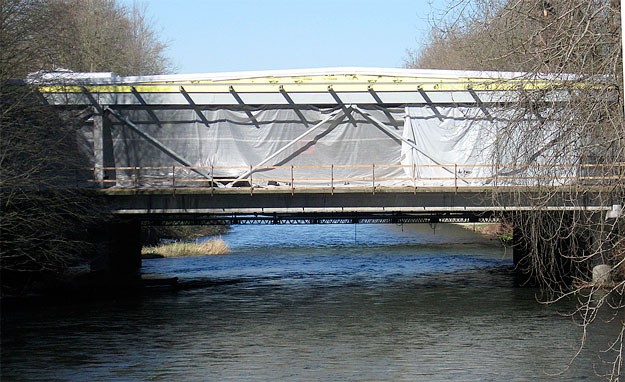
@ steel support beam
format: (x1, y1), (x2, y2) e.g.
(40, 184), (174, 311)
(417, 87), (445, 122)
(131, 86), (163, 128)
(468, 88), (493, 121)
(92, 111), (116, 187)
(229, 85), (262, 129)
(179, 86), (212, 128)
(367, 86), (401, 127)
(328, 85), (358, 126)
(280, 85), (309, 127)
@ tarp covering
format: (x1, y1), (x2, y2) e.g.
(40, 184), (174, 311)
(85, 102), (576, 187)
(401, 105), (577, 186)
(52, 67), (582, 188)
(401, 106), (495, 186)
(100, 105), (408, 187)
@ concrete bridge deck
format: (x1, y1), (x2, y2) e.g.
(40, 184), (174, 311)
(102, 185), (614, 224)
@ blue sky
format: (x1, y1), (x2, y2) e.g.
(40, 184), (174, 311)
(119, 0), (441, 74)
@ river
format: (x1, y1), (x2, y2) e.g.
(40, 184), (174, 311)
(1, 223), (621, 381)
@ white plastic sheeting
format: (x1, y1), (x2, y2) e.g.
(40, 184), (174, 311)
(30, 67), (588, 188)
(401, 105), (577, 186)
(103, 105), (408, 187)
(401, 106), (495, 186)
(92, 101), (577, 187)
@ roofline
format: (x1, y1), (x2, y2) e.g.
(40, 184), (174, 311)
(27, 67), (581, 85)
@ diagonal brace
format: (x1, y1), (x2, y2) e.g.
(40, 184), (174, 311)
(280, 85), (309, 127)
(105, 107), (210, 179)
(131, 87), (163, 128)
(353, 107), (468, 183)
(468, 88), (493, 121)
(230, 107), (348, 184)
(368, 86), (401, 127)
(230, 86), (262, 129)
(328, 85), (358, 127)
(180, 86), (212, 128)
(417, 87), (445, 122)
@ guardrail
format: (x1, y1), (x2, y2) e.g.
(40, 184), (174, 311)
(91, 162), (625, 193)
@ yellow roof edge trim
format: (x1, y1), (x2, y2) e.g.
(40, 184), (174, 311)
(38, 80), (575, 94)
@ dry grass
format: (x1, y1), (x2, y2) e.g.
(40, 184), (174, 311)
(142, 238), (230, 258)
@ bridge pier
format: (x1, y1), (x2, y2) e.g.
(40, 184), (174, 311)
(90, 218), (142, 280)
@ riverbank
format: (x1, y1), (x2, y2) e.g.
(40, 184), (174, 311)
(142, 225), (229, 245)
(142, 239), (230, 258)
(457, 222), (512, 244)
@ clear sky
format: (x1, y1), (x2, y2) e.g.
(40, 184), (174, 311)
(119, 0), (440, 74)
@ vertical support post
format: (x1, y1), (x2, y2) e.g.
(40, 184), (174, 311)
(93, 112), (104, 187)
(172, 165), (176, 187)
(250, 165), (253, 195)
(372, 163), (376, 195)
(211, 164), (214, 195)
(331, 164), (334, 195)
(90, 218), (141, 279)
(93, 167), (99, 187)
(413, 163), (417, 194)
(132, 167), (137, 188)
(291, 165), (294, 196)
(454, 164), (458, 192)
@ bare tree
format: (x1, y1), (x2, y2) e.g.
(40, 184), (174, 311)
(1, 0), (171, 78)
(407, 1), (624, 379)
(0, 0), (171, 293)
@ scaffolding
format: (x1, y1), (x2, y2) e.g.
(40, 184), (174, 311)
(35, 67), (583, 188)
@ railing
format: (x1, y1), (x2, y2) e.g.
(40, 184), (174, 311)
(91, 162), (625, 193)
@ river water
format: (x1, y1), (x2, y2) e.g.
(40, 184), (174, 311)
(1, 223), (621, 381)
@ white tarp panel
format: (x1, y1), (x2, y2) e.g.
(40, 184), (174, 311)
(401, 106), (496, 186)
(401, 105), (578, 186)
(85, 104), (577, 188)
(102, 106), (408, 187)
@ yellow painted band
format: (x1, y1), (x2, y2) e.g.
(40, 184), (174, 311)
(39, 80), (571, 94)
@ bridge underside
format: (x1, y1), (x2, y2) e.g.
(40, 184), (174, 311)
(136, 212), (499, 226)
(105, 186), (612, 225)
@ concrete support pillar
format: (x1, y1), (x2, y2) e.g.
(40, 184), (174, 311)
(597, 204), (624, 283)
(93, 111), (116, 187)
(90, 218), (142, 280)
(512, 215), (534, 286)
(108, 219), (142, 277)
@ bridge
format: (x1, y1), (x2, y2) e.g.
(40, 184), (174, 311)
(102, 167), (615, 225)
(34, 67), (623, 275)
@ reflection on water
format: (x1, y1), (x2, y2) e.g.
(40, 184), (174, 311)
(1, 224), (620, 381)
